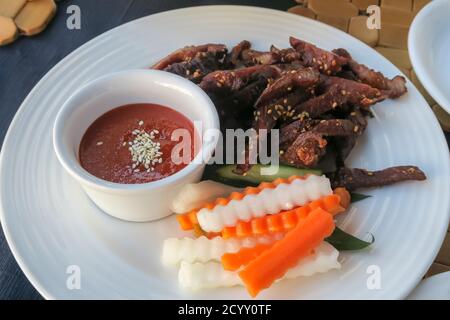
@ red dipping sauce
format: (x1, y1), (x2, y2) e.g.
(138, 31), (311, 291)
(79, 103), (198, 184)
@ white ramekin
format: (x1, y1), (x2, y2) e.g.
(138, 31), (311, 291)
(53, 69), (219, 222)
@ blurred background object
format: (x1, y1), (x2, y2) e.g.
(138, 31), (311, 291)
(0, 0), (57, 45)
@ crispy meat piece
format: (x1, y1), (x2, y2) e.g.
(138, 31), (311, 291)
(240, 45), (302, 66)
(331, 48), (351, 59)
(241, 49), (276, 65)
(293, 76), (384, 118)
(280, 119), (356, 147)
(152, 44), (227, 70)
(253, 88), (312, 132)
(229, 40), (252, 66)
(333, 108), (368, 165)
(223, 76), (269, 111)
(333, 48), (407, 99)
(279, 119), (357, 169)
(280, 131), (327, 168)
(270, 45), (303, 63)
(330, 166), (426, 191)
(254, 67), (320, 107)
(163, 51), (226, 83)
(290, 36), (349, 75)
(279, 117), (317, 145)
(313, 119), (358, 136)
(199, 65), (281, 94)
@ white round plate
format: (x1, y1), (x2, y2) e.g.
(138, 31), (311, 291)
(1, 6), (450, 300)
(409, 0), (450, 113)
(407, 272), (450, 300)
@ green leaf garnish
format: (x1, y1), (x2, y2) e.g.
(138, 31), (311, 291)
(326, 227), (374, 251)
(350, 192), (372, 203)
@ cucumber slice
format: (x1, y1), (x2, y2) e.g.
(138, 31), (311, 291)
(215, 164), (322, 186)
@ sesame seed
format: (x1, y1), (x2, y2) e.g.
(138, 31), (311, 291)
(128, 128), (163, 171)
(96, 141), (103, 146)
(138, 120), (144, 126)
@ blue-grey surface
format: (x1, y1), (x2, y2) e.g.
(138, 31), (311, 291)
(0, 0), (294, 300)
(0, 0), (449, 300)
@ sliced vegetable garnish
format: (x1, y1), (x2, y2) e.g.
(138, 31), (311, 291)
(176, 175), (332, 232)
(326, 227), (374, 251)
(350, 192), (372, 203)
(162, 233), (283, 266)
(239, 208), (335, 297)
(203, 164), (322, 188)
(221, 243), (273, 271)
(222, 194), (344, 239)
(177, 242), (340, 290)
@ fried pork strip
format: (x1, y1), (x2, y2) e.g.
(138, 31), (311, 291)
(240, 45), (302, 66)
(152, 39), (424, 187)
(254, 67), (320, 108)
(333, 48), (407, 99)
(228, 40), (251, 66)
(280, 131), (327, 168)
(292, 76), (384, 118)
(289, 36), (349, 75)
(330, 166), (426, 191)
(152, 44), (227, 70)
(199, 65), (281, 94)
(151, 44), (228, 83)
(279, 119), (359, 168)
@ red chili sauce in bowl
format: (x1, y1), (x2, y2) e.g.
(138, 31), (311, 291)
(79, 103), (197, 184)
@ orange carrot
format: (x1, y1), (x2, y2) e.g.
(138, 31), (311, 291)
(176, 176), (306, 230)
(221, 194), (343, 239)
(221, 243), (273, 271)
(239, 207), (335, 297)
(333, 187), (351, 209)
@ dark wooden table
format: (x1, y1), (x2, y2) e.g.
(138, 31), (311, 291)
(0, 0), (448, 300)
(0, 0), (295, 300)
